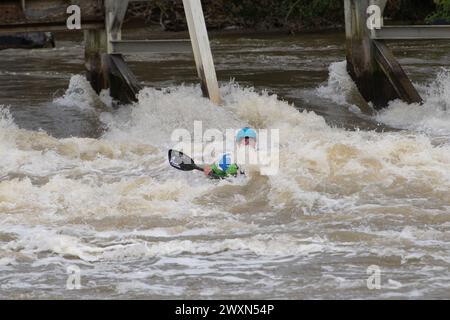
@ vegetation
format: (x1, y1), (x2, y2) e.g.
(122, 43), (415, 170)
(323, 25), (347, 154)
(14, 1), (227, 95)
(126, 0), (442, 32)
(426, 0), (450, 23)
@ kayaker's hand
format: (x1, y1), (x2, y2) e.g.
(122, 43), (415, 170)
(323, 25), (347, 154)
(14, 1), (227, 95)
(203, 166), (212, 176)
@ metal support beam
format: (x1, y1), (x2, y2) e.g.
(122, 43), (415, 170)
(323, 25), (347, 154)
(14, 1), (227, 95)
(105, 0), (129, 53)
(372, 26), (450, 40)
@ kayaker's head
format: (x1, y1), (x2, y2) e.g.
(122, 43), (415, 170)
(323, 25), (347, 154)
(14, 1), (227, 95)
(236, 127), (257, 148)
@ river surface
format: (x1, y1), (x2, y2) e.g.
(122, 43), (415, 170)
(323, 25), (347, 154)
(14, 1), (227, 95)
(0, 31), (449, 299)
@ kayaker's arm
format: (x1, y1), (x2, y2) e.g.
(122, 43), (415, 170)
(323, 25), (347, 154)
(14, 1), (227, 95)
(203, 165), (213, 177)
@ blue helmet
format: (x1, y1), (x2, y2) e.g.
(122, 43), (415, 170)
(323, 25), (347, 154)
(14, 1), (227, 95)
(236, 127), (257, 143)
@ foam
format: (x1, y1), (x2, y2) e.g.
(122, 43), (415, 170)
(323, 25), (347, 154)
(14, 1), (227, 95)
(1, 74), (449, 298)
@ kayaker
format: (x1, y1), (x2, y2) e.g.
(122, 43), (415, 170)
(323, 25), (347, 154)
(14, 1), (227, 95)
(203, 127), (257, 179)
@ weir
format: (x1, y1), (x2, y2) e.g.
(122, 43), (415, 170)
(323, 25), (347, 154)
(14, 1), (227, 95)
(0, 0), (221, 105)
(345, 0), (450, 110)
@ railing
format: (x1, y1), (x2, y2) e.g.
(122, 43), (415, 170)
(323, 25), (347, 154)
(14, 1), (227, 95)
(372, 25), (450, 40)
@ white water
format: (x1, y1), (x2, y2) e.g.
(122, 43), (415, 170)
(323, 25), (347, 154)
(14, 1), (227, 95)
(1, 32), (450, 298)
(319, 61), (450, 141)
(1, 71), (449, 298)
(377, 68), (450, 138)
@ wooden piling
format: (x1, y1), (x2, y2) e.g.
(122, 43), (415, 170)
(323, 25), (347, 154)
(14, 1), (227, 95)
(1, 0), (220, 106)
(183, 0), (221, 105)
(344, 0), (422, 109)
(84, 29), (108, 96)
(84, 1), (141, 105)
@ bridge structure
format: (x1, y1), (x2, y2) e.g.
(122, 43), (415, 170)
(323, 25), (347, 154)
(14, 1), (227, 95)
(345, 0), (450, 110)
(2, 1), (450, 110)
(0, 0), (221, 105)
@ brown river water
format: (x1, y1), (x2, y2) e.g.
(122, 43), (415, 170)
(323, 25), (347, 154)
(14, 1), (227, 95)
(0, 31), (449, 299)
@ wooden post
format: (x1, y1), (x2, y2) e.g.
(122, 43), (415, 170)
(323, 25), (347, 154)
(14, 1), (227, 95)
(183, 0), (221, 105)
(85, 0), (141, 105)
(344, 0), (422, 109)
(84, 28), (108, 95)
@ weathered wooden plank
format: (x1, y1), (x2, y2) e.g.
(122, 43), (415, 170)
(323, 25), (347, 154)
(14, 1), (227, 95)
(373, 26), (450, 40)
(374, 40), (423, 104)
(111, 39), (192, 54)
(85, 30), (142, 105)
(0, 0), (104, 31)
(182, 0), (221, 105)
(107, 54), (142, 104)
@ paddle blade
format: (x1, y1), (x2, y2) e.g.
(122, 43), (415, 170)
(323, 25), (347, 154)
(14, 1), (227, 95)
(168, 150), (201, 172)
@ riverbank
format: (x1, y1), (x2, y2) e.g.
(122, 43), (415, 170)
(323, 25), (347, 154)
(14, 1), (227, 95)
(124, 0), (438, 34)
(121, 20), (345, 39)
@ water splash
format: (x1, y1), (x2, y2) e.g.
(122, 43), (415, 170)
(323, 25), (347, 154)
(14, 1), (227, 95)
(316, 61), (358, 107)
(1, 75), (450, 299)
(53, 75), (110, 111)
(376, 68), (450, 137)
(319, 61), (450, 139)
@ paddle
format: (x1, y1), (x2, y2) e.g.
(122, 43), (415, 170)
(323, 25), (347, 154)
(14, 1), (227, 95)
(168, 150), (205, 172)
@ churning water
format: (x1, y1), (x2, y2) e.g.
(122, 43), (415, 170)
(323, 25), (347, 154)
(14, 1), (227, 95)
(0, 32), (449, 299)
